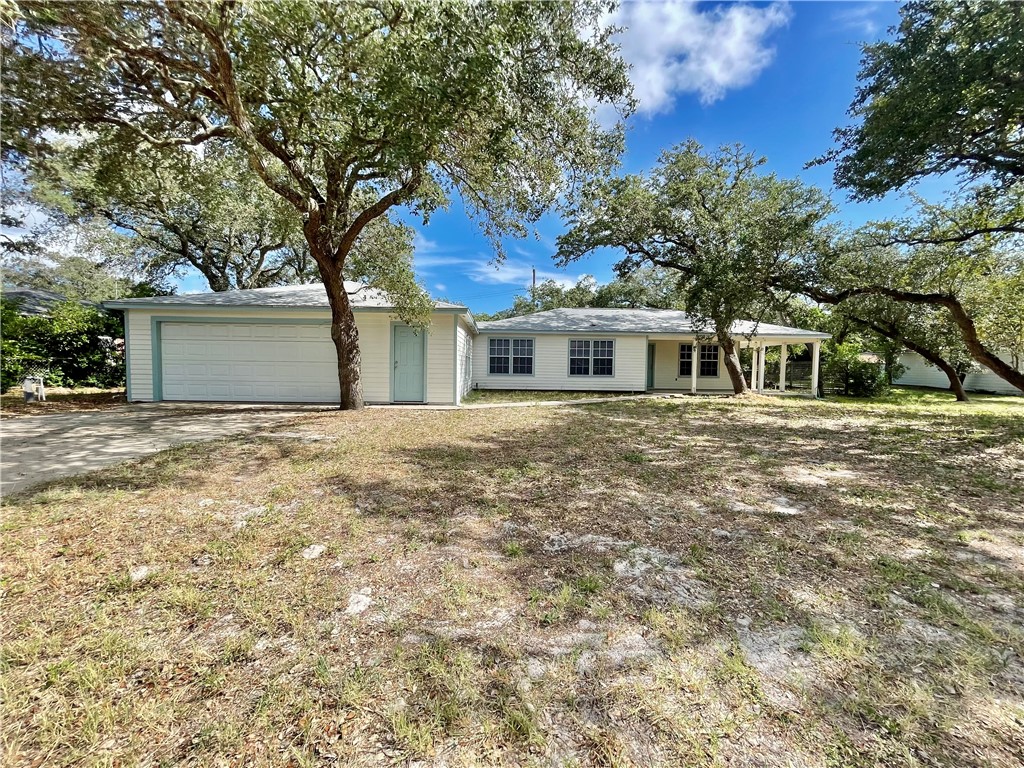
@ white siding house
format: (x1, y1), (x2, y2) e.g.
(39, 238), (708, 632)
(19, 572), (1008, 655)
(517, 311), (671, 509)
(107, 289), (833, 405)
(107, 283), (475, 405)
(472, 309), (830, 396)
(896, 351), (1023, 396)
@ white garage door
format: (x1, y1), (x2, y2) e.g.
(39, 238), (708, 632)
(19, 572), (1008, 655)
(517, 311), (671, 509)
(160, 322), (341, 402)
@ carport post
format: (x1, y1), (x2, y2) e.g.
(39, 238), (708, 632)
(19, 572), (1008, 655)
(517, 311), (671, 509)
(690, 342), (698, 394)
(779, 343), (787, 393)
(811, 341), (821, 397)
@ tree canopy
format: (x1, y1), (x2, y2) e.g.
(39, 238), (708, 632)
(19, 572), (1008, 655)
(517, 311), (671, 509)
(4, 0), (632, 407)
(558, 141), (834, 393)
(827, 0), (1024, 199)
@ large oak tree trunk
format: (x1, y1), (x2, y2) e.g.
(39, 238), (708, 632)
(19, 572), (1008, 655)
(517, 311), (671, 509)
(310, 223), (364, 410)
(902, 341), (969, 402)
(324, 275), (364, 410)
(718, 333), (749, 395)
(943, 299), (1024, 394)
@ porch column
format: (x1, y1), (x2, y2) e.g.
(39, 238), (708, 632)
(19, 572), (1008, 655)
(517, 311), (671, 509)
(810, 341), (821, 397)
(750, 346), (759, 392)
(690, 340), (698, 394)
(757, 344), (767, 393)
(779, 343), (788, 393)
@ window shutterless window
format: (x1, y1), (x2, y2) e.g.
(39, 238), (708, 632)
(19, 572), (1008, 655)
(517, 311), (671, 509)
(699, 344), (720, 377)
(593, 340), (614, 376)
(512, 338), (534, 374)
(569, 340), (590, 375)
(569, 339), (614, 376)
(679, 344), (693, 376)
(489, 337), (533, 375)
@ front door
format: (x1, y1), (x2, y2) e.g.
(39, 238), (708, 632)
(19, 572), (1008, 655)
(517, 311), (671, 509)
(646, 343), (656, 390)
(392, 325), (425, 402)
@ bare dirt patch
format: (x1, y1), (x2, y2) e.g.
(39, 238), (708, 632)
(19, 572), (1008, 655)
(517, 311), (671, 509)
(2, 394), (1023, 766)
(0, 386), (126, 417)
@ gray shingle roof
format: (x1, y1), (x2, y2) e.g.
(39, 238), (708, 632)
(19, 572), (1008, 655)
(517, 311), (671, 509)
(104, 282), (466, 311)
(476, 308), (830, 338)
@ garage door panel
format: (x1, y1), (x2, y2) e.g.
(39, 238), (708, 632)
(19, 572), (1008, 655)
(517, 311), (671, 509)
(161, 322), (340, 403)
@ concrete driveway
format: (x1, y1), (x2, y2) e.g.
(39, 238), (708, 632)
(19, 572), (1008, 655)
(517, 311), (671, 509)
(1, 404), (324, 496)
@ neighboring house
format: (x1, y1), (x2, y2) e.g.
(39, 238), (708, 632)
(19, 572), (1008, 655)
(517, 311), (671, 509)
(105, 284), (830, 404)
(896, 351), (1023, 396)
(1, 286), (98, 316)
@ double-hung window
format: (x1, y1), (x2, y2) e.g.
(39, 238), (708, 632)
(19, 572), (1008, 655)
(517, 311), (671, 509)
(679, 344), (693, 377)
(489, 338), (533, 375)
(569, 339), (614, 376)
(699, 344), (720, 377)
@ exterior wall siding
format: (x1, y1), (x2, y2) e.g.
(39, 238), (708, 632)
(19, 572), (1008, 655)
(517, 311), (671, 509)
(472, 333), (647, 392)
(123, 307), (463, 404)
(896, 351), (1023, 396)
(456, 318), (473, 402)
(649, 339), (735, 391)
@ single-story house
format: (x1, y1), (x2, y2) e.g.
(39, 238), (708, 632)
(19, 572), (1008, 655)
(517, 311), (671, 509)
(105, 283), (831, 405)
(896, 351), (1023, 396)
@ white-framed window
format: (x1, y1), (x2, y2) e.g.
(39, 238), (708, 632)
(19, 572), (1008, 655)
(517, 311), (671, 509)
(679, 344), (693, 377)
(699, 344), (720, 377)
(569, 339), (614, 376)
(489, 337), (533, 375)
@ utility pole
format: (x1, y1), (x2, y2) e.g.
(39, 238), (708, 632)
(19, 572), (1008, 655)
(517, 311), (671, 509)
(532, 267), (537, 308)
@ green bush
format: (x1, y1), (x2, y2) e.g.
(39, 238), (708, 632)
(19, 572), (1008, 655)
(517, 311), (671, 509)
(1, 298), (125, 391)
(821, 341), (892, 398)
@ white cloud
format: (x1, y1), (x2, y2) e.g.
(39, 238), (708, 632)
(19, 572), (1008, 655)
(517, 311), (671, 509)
(831, 3), (882, 37)
(607, 0), (792, 113)
(412, 231), (440, 254)
(466, 258), (582, 289)
(434, 283), (447, 293)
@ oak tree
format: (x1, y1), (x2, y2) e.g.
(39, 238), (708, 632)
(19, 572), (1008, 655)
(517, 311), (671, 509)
(4, 0), (632, 408)
(558, 141), (834, 394)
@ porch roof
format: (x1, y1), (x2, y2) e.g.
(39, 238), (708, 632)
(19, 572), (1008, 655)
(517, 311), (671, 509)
(477, 308), (830, 339)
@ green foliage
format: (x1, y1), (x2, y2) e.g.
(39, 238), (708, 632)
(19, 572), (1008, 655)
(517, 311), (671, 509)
(828, 0), (1024, 199)
(5, 0), (632, 405)
(558, 140), (835, 392)
(1, 249), (168, 303)
(821, 341), (891, 398)
(0, 299), (124, 390)
(475, 269), (685, 321)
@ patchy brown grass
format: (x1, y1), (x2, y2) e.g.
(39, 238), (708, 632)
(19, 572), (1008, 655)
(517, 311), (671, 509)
(2, 392), (1023, 766)
(1, 387), (126, 418)
(461, 389), (645, 404)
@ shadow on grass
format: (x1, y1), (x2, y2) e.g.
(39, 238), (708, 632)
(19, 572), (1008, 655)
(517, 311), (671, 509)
(321, 398), (1024, 764)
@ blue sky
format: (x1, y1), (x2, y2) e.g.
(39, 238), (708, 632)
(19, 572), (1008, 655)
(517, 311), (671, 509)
(413, 0), (935, 315)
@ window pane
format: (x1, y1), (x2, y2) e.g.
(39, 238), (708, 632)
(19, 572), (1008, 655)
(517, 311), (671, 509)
(679, 344), (693, 376)
(569, 340), (590, 356)
(569, 340), (590, 376)
(503, 338), (532, 375)
(512, 339), (533, 356)
(592, 340), (613, 376)
(489, 338), (510, 375)
(569, 357), (590, 375)
(699, 344), (719, 377)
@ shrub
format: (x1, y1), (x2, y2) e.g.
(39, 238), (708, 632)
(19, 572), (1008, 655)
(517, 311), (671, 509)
(1, 298), (125, 390)
(821, 341), (891, 398)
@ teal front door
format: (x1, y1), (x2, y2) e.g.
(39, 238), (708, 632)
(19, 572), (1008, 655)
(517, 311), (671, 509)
(392, 325), (425, 402)
(646, 344), (656, 390)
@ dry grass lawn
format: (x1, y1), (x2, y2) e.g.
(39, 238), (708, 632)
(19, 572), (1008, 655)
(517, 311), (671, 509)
(2, 392), (1023, 767)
